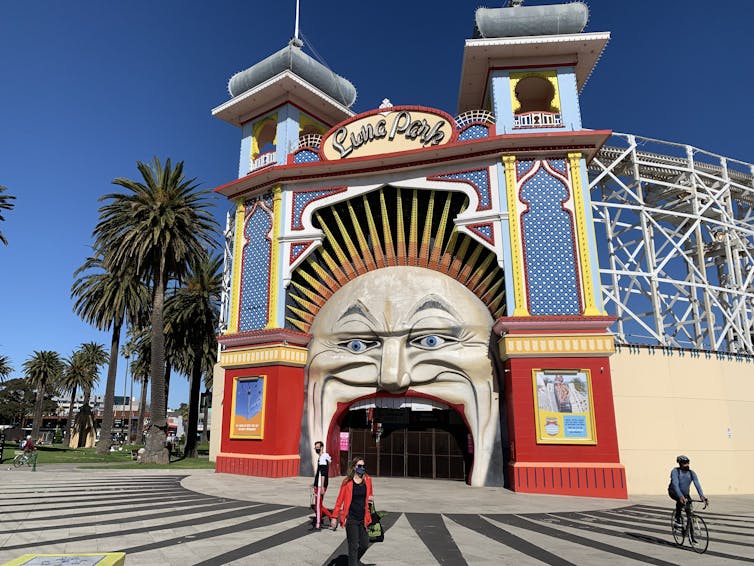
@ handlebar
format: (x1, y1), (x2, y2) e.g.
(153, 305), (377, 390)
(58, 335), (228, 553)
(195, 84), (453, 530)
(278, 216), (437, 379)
(689, 498), (708, 509)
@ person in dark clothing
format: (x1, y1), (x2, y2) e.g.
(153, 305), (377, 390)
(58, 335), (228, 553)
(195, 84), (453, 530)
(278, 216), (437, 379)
(312, 441), (334, 524)
(332, 456), (374, 566)
(313, 440), (331, 490)
(668, 455), (708, 527)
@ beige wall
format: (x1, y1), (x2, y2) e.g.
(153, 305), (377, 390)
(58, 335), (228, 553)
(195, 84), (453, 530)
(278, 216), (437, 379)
(209, 363), (225, 462)
(611, 347), (754, 494)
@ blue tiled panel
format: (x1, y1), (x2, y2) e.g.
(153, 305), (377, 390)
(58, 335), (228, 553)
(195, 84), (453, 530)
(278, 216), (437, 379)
(291, 189), (340, 229)
(291, 243), (307, 258)
(458, 124), (489, 141)
(239, 203), (272, 331)
(473, 224), (492, 239)
(293, 149), (320, 164)
(549, 158), (567, 175)
(517, 159), (535, 177)
(520, 165), (580, 315)
(434, 169), (492, 210)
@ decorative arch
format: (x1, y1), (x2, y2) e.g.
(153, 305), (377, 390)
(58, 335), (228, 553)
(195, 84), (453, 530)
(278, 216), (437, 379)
(252, 115), (277, 159)
(285, 185), (506, 332)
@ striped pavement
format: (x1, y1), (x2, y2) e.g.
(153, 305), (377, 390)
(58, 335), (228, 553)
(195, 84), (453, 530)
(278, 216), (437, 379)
(1, 468), (753, 565)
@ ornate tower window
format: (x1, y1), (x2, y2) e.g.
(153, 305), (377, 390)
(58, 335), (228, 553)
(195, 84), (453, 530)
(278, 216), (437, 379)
(510, 71), (563, 129)
(250, 116), (277, 171)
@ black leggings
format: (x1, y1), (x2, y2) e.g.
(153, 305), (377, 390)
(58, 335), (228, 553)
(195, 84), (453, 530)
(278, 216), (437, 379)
(345, 519), (369, 566)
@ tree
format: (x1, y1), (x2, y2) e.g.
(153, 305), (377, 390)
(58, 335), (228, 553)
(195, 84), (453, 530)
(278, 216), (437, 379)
(72, 254), (149, 455)
(60, 351), (91, 442)
(0, 354), (13, 383)
(94, 158), (218, 463)
(166, 253), (221, 458)
(0, 185), (16, 246)
(23, 351), (63, 439)
(0, 378), (38, 426)
(75, 342), (107, 446)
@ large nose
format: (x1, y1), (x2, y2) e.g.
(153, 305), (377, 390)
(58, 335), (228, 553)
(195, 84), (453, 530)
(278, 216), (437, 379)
(378, 338), (410, 392)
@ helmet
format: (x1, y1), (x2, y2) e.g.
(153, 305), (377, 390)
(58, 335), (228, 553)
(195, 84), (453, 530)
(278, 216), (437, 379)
(676, 455), (690, 465)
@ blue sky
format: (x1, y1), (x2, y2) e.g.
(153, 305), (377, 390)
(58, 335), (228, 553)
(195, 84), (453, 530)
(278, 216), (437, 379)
(1, 1), (753, 407)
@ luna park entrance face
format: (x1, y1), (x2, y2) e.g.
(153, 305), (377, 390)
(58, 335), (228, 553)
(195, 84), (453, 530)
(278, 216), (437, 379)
(338, 407), (472, 481)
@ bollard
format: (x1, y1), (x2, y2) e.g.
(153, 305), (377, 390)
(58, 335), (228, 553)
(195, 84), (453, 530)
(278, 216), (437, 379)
(31, 451), (38, 471)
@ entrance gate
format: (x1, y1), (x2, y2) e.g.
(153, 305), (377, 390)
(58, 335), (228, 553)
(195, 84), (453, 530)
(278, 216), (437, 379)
(339, 408), (470, 481)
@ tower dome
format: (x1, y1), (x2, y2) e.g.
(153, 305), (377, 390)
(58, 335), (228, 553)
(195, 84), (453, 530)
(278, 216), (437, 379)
(227, 39), (357, 108)
(474, 1), (588, 38)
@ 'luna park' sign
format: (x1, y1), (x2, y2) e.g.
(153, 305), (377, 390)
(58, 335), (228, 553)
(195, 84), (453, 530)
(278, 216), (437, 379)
(321, 108), (454, 160)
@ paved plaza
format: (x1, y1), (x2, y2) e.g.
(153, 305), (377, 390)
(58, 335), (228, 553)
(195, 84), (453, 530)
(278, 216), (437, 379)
(0, 465), (753, 565)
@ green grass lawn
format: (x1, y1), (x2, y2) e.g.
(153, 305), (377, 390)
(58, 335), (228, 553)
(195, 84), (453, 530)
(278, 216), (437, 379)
(1, 443), (215, 469)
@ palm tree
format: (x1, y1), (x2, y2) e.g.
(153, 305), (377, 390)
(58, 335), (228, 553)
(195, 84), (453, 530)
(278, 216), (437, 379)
(23, 351), (63, 440)
(0, 354), (12, 382)
(76, 342), (108, 446)
(94, 158), (218, 463)
(0, 185), (16, 246)
(60, 352), (90, 443)
(165, 253), (221, 458)
(72, 254), (149, 455)
(60, 345), (104, 446)
(120, 339), (136, 441)
(129, 328), (151, 443)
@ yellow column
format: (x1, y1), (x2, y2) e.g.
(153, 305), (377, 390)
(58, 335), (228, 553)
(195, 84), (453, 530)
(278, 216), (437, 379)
(266, 186), (283, 329)
(502, 155), (530, 316)
(228, 200), (246, 333)
(567, 152), (601, 316)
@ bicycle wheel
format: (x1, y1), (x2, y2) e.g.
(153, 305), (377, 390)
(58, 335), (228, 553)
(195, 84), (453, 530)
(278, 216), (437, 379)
(689, 514), (709, 554)
(13, 455), (25, 468)
(670, 510), (684, 545)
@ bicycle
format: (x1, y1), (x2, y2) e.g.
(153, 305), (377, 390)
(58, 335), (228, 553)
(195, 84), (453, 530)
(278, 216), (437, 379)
(12, 451), (36, 469)
(671, 498), (709, 553)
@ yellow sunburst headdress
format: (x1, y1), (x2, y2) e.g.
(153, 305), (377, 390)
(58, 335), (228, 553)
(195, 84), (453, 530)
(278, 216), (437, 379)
(286, 186), (506, 332)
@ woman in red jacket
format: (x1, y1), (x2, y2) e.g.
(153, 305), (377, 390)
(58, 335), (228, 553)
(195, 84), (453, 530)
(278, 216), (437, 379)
(332, 456), (374, 566)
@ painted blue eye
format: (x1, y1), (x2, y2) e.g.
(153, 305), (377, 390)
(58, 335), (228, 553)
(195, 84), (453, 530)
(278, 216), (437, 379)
(411, 335), (447, 349)
(339, 339), (375, 353)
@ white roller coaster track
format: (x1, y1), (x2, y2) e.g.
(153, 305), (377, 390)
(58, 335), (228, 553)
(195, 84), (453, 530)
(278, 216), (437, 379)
(589, 133), (754, 354)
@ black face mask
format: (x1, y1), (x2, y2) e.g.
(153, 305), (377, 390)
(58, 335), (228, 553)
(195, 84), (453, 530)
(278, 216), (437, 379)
(315, 448), (321, 454)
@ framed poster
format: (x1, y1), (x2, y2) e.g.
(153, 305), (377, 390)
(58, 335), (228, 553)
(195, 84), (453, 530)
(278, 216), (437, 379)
(230, 375), (267, 439)
(532, 369), (596, 444)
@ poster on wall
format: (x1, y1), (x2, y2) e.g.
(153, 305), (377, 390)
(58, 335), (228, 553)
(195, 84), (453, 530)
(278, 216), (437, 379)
(230, 376), (267, 439)
(532, 369), (596, 444)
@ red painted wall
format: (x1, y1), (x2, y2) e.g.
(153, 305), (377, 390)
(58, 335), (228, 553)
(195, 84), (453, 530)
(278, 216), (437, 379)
(505, 356), (620, 463)
(220, 364), (305, 456)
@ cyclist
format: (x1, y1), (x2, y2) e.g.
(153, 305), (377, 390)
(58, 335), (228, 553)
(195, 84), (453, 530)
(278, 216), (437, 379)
(22, 435), (36, 454)
(668, 455), (708, 528)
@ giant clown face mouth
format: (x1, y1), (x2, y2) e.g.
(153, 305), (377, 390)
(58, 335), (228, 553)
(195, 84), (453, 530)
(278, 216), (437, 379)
(306, 266), (499, 487)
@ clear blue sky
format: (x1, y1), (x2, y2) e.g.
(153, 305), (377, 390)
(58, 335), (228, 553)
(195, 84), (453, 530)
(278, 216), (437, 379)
(1, 1), (752, 407)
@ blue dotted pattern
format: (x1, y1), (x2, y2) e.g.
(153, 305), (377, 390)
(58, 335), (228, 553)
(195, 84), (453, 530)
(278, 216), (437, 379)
(549, 159), (567, 175)
(239, 204), (272, 331)
(458, 124), (489, 141)
(434, 169), (492, 210)
(469, 223), (493, 243)
(517, 159), (535, 177)
(291, 243), (309, 263)
(520, 165), (580, 315)
(291, 189), (341, 230)
(293, 149), (320, 164)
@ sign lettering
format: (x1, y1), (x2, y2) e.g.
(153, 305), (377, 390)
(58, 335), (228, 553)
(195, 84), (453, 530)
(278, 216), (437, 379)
(322, 108), (454, 160)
